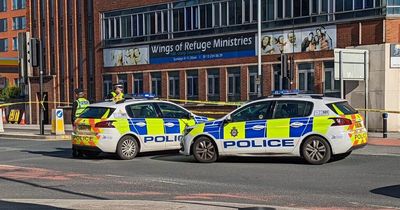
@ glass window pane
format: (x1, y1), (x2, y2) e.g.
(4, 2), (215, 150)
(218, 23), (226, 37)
(221, 2), (227, 25)
(344, 0), (353, 10)
(232, 101), (272, 121)
(277, 0), (283, 18)
(299, 73), (305, 90)
(229, 1), (236, 24)
(365, 0), (374, 8)
(132, 15), (138, 36)
(321, 0), (328, 12)
(206, 4), (212, 27)
(185, 7), (192, 30)
(235, 0), (242, 23)
(294, 0), (301, 17)
(274, 101), (313, 118)
(312, 0), (318, 14)
(200, 5), (206, 28)
(214, 3), (220, 26)
(244, 0), (251, 22)
(127, 104), (158, 118)
(335, 0), (343, 12)
(301, 0), (310, 16)
(267, 0), (274, 20)
(325, 71), (332, 90)
(355, 0), (363, 9)
(307, 72), (314, 92)
(158, 103), (189, 118)
(228, 76), (234, 93)
(285, 0), (292, 17)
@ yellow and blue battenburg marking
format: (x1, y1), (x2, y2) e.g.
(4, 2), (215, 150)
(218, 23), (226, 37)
(196, 117), (327, 140)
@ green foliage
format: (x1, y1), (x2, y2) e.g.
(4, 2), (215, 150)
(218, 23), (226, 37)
(0, 86), (22, 101)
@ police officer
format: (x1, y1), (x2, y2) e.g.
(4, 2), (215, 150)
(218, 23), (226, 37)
(71, 88), (90, 123)
(107, 83), (124, 102)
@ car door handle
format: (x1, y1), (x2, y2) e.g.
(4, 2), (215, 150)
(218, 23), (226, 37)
(164, 122), (175, 127)
(251, 125), (266, 130)
(290, 122), (304, 128)
(135, 122), (146, 127)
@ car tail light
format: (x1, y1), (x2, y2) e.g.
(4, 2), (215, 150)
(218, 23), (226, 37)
(95, 120), (115, 128)
(330, 117), (352, 126)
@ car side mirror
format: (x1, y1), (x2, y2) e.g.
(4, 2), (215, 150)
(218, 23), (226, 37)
(187, 112), (194, 119)
(224, 115), (232, 123)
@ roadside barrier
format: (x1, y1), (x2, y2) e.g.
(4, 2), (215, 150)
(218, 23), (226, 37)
(51, 109), (65, 135)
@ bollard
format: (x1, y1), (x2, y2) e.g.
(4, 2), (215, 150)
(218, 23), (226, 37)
(382, 112), (388, 138)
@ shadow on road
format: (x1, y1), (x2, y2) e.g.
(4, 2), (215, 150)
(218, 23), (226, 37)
(0, 200), (71, 210)
(22, 148), (181, 161)
(0, 176), (108, 200)
(370, 185), (400, 199)
(151, 154), (310, 165)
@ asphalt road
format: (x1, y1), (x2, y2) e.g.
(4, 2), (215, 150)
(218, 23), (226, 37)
(0, 138), (399, 209)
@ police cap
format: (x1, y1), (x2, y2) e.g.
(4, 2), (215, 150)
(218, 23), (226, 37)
(74, 88), (83, 94)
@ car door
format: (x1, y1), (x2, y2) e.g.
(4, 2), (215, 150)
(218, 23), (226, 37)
(266, 100), (314, 153)
(125, 102), (165, 151)
(156, 102), (191, 149)
(220, 101), (273, 154)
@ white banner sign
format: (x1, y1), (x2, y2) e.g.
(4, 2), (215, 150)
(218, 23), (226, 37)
(104, 45), (149, 67)
(259, 25), (336, 55)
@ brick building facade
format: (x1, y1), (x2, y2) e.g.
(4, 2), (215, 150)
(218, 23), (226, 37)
(0, 0), (26, 87)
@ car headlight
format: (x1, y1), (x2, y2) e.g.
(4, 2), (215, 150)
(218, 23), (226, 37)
(184, 126), (194, 136)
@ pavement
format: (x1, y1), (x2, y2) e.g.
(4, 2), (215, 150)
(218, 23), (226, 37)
(0, 138), (399, 209)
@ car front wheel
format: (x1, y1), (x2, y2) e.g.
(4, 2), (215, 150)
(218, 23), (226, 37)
(192, 137), (218, 163)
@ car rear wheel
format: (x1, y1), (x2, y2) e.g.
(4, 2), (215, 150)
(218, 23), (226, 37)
(117, 136), (139, 160)
(302, 136), (331, 165)
(192, 137), (218, 163)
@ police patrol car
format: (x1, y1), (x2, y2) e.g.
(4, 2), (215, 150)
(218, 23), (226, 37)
(181, 92), (367, 165)
(72, 96), (211, 160)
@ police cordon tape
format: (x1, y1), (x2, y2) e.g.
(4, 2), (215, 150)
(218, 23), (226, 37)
(0, 101), (72, 108)
(165, 98), (243, 106)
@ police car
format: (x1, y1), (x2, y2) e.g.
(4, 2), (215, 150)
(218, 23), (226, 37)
(181, 93), (367, 165)
(72, 97), (211, 160)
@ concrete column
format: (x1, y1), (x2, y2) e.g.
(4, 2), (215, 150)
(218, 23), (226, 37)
(127, 74), (133, 94)
(179, 71), (187, 101)
(314, 61), (324, 94)
(143, 72), (151, 93)
(240, 66), (249, 101)
(198, 69), (207, 101)
(219, 67), (227, 102)
(262, 64), (272, 96)
(161, 71), (168, 99)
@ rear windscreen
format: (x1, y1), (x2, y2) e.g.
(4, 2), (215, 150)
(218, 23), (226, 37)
(78, 107), (115, 119)
(326, 102), (358, 115)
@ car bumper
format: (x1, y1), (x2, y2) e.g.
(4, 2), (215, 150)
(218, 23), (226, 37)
(71, 133), (119, 153)
(179, 135), (193, 156)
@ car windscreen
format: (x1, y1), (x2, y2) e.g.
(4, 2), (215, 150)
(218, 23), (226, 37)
(78, 107), (115, 119)
(326, 101), (358, 115)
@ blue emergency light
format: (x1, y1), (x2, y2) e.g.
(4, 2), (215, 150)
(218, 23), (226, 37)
(272, 89), (300, 96)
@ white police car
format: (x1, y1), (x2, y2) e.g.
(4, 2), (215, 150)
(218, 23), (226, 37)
(181, 93), (367, 165)
(72, 97), (211, 160)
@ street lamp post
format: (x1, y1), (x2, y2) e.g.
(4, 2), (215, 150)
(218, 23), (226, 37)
(257, 0), (262, 97)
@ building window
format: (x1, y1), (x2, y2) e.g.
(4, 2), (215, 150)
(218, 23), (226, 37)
(151, 72), (161, 96)
(133, 73), (143, 95)
(387, 0), (400, 14)
(12, 16), (26, 30)
(248, 66), (259, 100)
(12, 37), (18, 51)
(0, 19), (6, 32)
(187, 70), (198, 99)
(273, 64), (282, 91)
(323, 61), (340, 97)
(0, 38), (8, 52)
(12, 0), (25, 10)
(0, 0), (6, 12)
(168, 72), (179, 98)
(207, 68), (220, 101)
(298, 63), (315, 94)
(228, 67), (241, 101)
(103, 75), (112, 99)
(118, 74), (128, 94)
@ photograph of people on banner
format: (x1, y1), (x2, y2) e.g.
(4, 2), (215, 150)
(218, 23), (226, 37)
(261, 25), (336, 55)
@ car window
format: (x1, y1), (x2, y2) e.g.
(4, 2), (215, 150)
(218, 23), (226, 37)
(231, 101), (272, 122)
(125, 103), (158, 118)
(157, 102), (189, 119)
(273, 101), (313, 119)
(326, 102), (358, 115)
(79, 107), (115, 119)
